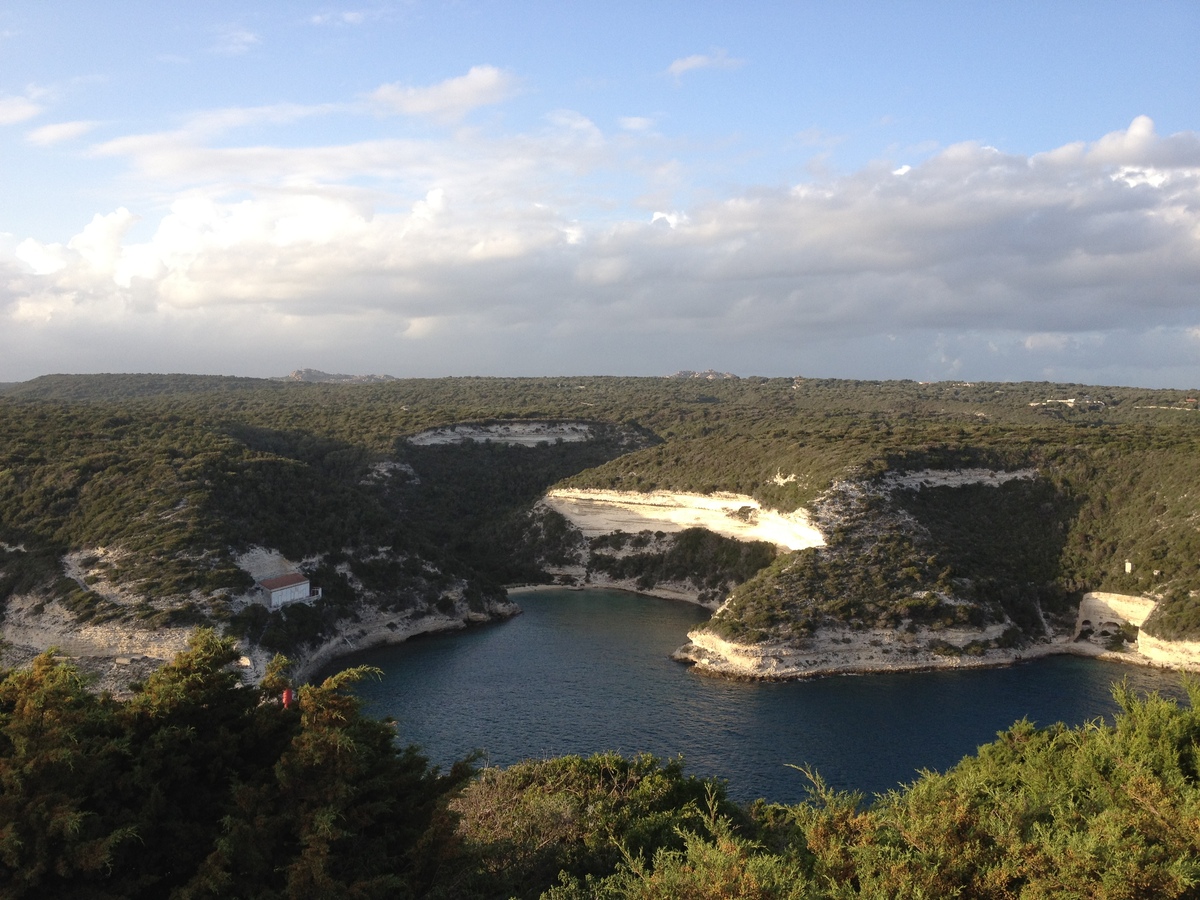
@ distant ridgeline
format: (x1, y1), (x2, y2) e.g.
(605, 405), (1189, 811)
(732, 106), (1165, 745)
(1, 372), (1200, 672)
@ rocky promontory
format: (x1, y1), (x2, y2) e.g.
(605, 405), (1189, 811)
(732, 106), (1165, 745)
(672, 591), (1199, 680)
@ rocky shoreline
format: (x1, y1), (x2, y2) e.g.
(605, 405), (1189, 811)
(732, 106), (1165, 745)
(0, 585), (522, 695)
(6, 577), (1197, 696)
(514, 569), (722, 609)
(671, 591), (1200, 680)
(279, 595), (522, 684)
(671, 629), (1115, 681)
(288, 587), (1200, 686)
(505, 583), (1200, 681)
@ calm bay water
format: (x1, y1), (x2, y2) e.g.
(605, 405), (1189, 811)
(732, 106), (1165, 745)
(340, 589), (1189, 803)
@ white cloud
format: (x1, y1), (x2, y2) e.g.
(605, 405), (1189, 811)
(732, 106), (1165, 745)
(667, 49), (744, 80)
(26, 120), (97, 146)
(410, 188), (447, 220)
(311, 10), (367, 25)
(370, 66), (517, 123)
(68, 209), (139, 273)
(1023, 333), (1070, 352)
(14, 239), (66, 275)
(4, 115), (1200, 384)
(544, 110), (604, 146)
(87, 102), (343, 180)
(794, 127), (843, 149)
(183, 102), (337, 136)
(651, 211), (685, 228)
(619, 116), (654, 132)
(0, 95), (41, 125)
(1086, 114), (1157, 164)
(212, 28), (260, 56)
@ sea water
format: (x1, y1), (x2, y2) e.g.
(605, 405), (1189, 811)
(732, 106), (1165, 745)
(340, 588), (1190, 803)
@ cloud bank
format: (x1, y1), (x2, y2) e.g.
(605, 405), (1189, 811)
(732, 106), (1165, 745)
(4, 105), (1199, 385)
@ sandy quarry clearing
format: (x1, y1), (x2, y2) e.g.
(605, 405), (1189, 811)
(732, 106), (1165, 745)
(543, 489), (825, 551)
(235, 547), (306, 582)
(881, 468), (1038, 490)
(407, 422), (593, 446)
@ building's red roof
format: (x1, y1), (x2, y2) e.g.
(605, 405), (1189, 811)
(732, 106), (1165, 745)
(259, 573), (309, 591)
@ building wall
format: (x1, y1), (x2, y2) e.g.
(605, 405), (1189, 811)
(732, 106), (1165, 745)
(269, 581), (311, 608)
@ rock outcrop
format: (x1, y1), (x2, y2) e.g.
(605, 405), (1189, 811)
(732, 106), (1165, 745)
(675, 590), (1200, 680)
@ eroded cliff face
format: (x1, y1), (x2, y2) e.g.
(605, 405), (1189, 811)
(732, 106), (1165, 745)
(542, 489), (825, 551)
(1072, 592), (1200, 672)
(0, 417), (636, 692)
(678, 468), (1072, 669)
(1, 590), (198, 694)
(257, 589), (521, 685)
(1138, 633), (1200, 670)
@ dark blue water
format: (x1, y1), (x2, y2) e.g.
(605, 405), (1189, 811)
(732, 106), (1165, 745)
(339, 589), (1190, 803)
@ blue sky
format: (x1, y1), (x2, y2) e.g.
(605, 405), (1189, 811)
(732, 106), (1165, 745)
(2, 2), (1198, 385)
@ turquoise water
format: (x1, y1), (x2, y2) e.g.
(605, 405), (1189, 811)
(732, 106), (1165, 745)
(340, 589), (1190, 803)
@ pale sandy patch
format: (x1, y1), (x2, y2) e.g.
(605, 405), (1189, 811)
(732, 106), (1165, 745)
(882, 468), (1037, 490)
(408, 422), (593, 446)
(1138, 633), (1200, 669)
(235, 547), (299, 582)
(2, 591), (193, 662)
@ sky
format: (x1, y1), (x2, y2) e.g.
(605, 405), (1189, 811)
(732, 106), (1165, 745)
(2, 2), (1198, 386)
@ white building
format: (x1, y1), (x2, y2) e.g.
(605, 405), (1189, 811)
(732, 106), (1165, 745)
(258, 573), (321, 609)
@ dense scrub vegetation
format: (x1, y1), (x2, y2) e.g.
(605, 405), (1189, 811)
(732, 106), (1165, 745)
(1, 638), (1197, 898)
(2, 373), (1200, 652)
(588, 527), (777, 606)
(0, 632), (471, 899)
(392, 424), (649, 587)
(709, 473), (1080, 644)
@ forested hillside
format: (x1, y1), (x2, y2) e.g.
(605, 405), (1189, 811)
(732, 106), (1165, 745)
(2, 373), (1200, 667)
